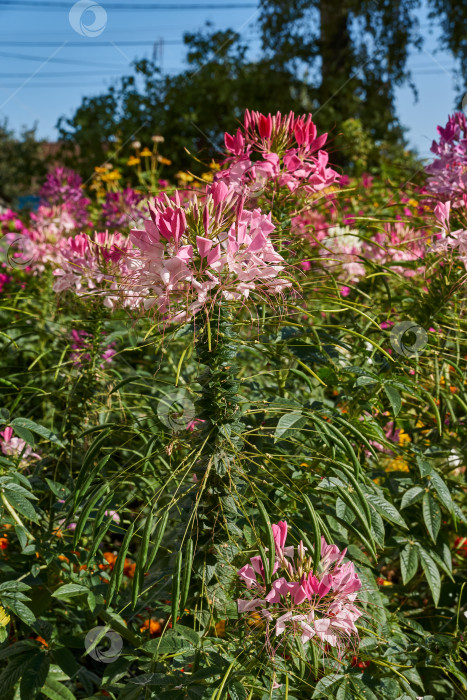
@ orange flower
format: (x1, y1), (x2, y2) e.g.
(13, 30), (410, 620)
(157, 156), (172, 165)
(123, 559), (136, 578)
(140, 619), (162, 636)
(0, 537), (8, 550)
(58, 555), (69, 563)
(35, 636), (48, 648)
(99, 552), (117, 570)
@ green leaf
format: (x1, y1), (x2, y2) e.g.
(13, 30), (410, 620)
(418, 548), (441, 606)
(228, 682), (247, 700)
(400, 486), (424, 509)
(42, 676), (76, 700)
(312, 673), (344, 698)
(10, 425), (35, 447)
(6, 599), (35, 626)
(400, 543), (419, 584)
(3, 489), (39, 523)
(384, 384), (402, 416)
(52, 584), (88, 599)
(423, 492), (441, 543)
(274, 411), (307, 440)
(429, 472), (453, 512)
(11, 418), (63, 447)
(366, 492), (408, 529)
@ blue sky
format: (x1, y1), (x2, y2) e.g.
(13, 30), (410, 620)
(0, 0), (463, 161)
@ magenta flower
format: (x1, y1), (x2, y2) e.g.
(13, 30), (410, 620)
(237, 522), (363, 660)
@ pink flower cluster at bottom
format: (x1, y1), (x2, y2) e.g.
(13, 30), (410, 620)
(237, 521), (362, 656)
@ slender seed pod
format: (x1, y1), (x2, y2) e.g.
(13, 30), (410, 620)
(257, 499), (275, 580)
(171, 549), (183, 628)
(303, 495), (321, 573)
(131, 512), (154, 610)
(107, 521), (135, 606)
(73, 482), (109, 548)
(335, 486), (377, 559)
(333, 462), (372, 527)
(87, 516), (113, 562)
(145, 510), (169, 570)
(258, 543), (271, 587)
(180, 538), (193, 610)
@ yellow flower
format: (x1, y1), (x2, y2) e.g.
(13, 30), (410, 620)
(140, 148), (153, 157)
(0, 605), (10, 627)
(127, 156), (140, 166)
(209, 160), (220, 171)
(94, 166), (109, 174)
(408, 198), (418, 208)
(398, 429), (411, 447)
(386, 456), (410, 473)
(176, 171), (194, 183)
(201, 172), (214, 182)
(102, 171), (122, 182)
(157, 156), (172, 165)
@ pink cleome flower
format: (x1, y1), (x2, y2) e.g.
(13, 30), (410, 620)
(237, 521), (363, 660)
(219, 110), (340, 198)
(0, 427), (40, 463)
(53, 231), (133, 308)
(121, 182), (291, 323)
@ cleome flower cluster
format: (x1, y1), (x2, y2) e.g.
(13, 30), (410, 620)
(122, 181), (291, 322)
(218, 110), (340, 197)
(237, 521), (363, 658)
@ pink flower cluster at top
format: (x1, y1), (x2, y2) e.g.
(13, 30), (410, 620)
(218, 110), (340, 197)
(124, 181), (291, 323)
(69, 329), (116, 368)
(237, 520), (362, 656)
(0, 427), (39, 463)
(53, 231), (133, 308)
(426, 113), (467, 201)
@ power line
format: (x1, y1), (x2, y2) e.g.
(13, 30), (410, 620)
(0, 40), (186, 46)
(0, 50), (129, 66)
(0, 1), (257, 8)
